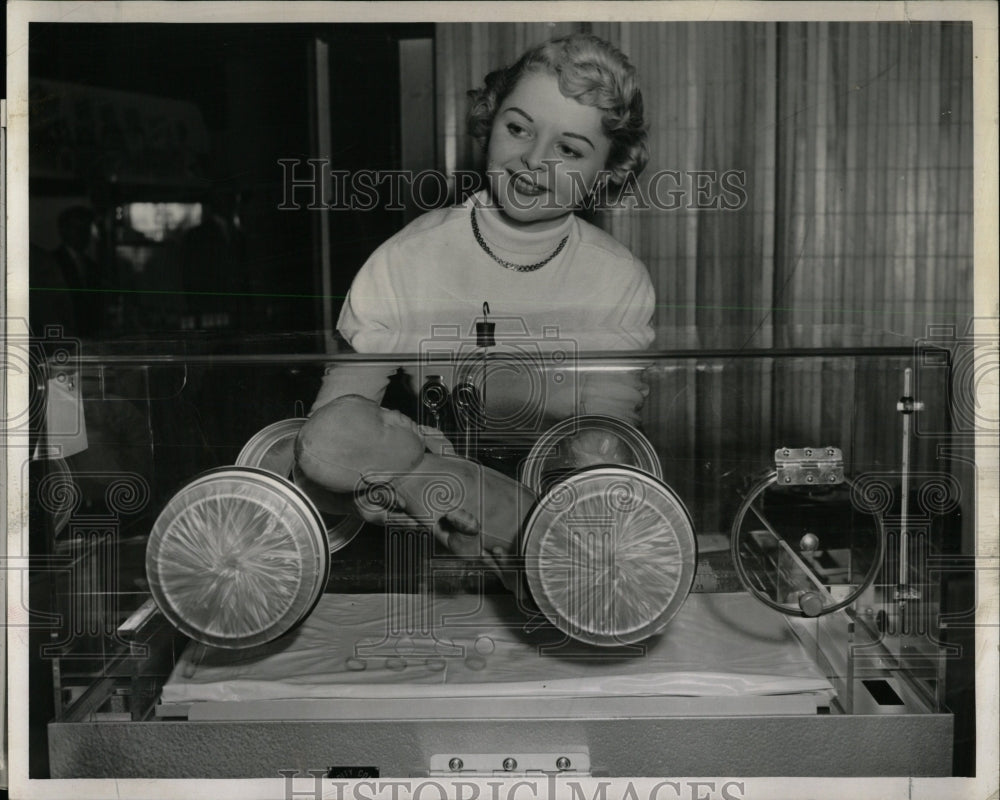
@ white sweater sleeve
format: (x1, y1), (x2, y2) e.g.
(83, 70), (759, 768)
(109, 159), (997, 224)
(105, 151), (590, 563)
(577, 254), (655, 351)
(575, 255), (655, 422)
(337, 245), (403, 352)
(311, 247), (402, 412)
(612, 256), (656, 349)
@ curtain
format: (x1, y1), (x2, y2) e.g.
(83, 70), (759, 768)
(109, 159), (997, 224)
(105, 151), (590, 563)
(773, 22), (973, 346)
(434, 21), (972, 505)
(434, 21), (974, 347)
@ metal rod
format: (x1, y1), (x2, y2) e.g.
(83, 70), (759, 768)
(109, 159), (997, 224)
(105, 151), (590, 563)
(898, 368), (912, 597)
(116, 598), (160, 639)
(748, 504), (832, 597)
(481, 301), (490, 434)
(59, 677), (117, 723)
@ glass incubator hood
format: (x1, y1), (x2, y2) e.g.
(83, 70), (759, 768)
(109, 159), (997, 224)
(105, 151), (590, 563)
(23, 326), (972, 779)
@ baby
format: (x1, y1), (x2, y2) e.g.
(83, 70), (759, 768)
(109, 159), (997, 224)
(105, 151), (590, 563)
(294, 395), (536, 563)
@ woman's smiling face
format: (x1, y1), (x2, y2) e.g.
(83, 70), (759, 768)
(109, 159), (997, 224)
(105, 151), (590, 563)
(486, 70), (612, 230)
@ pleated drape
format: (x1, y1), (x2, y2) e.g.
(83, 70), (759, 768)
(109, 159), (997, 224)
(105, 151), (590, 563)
(772, 22), (973, 346)
(434, 21), (971, 500)
(435, 21), (973, 346)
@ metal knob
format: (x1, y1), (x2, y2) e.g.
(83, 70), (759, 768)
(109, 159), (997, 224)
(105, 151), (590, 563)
(798, 591), (825, 617)
(421, 376), (448, 410)
(453, 383), (483, 425)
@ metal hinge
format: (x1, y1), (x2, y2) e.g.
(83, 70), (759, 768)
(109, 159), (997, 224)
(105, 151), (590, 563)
(774, 447), (844, 486)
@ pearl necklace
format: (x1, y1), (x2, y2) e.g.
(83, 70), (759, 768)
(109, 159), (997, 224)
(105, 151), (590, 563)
(470, 207), (568, 273)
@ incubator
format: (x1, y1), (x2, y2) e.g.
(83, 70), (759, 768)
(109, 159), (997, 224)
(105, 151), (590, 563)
(26, 328), (970, 778)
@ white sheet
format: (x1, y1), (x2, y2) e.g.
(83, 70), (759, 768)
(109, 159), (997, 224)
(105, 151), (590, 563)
(161, 592), (833, 705)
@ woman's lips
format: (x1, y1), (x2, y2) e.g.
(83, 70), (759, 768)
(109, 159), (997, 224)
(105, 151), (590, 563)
(510, 172), (548, 197)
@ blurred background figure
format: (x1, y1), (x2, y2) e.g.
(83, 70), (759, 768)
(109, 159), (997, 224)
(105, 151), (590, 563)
(182, 188), (249, 330)
(50, 205), (105, 338)
(29, 241), (76, 340)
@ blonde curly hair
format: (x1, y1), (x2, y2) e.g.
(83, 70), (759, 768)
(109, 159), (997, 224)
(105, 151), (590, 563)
(467, 33), (649, 189)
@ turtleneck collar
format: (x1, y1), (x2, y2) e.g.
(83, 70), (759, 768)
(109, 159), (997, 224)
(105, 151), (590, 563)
(470, 191), (575, 258)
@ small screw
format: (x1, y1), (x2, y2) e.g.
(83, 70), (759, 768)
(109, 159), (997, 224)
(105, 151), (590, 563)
(449, 758), (463, 772)
(805, 448), (813, 457)
(782, 449), (790, 456)
(829, 474), (837, 482)
(503, 757), (518, 771)
(556, 757), (572, 771)
(827, 448), (835, 456)
(806, 475), (814, 483)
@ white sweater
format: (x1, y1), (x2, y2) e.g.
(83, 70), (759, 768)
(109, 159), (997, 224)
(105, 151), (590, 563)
(315, 192), (655, 412)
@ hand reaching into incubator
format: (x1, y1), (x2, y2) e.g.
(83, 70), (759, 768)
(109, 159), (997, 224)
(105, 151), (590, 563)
(580, 369), (650, 423)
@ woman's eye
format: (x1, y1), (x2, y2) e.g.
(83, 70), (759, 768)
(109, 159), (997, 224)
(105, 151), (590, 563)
(557, 143), (583, 159)
(506, 122), (529, 137)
